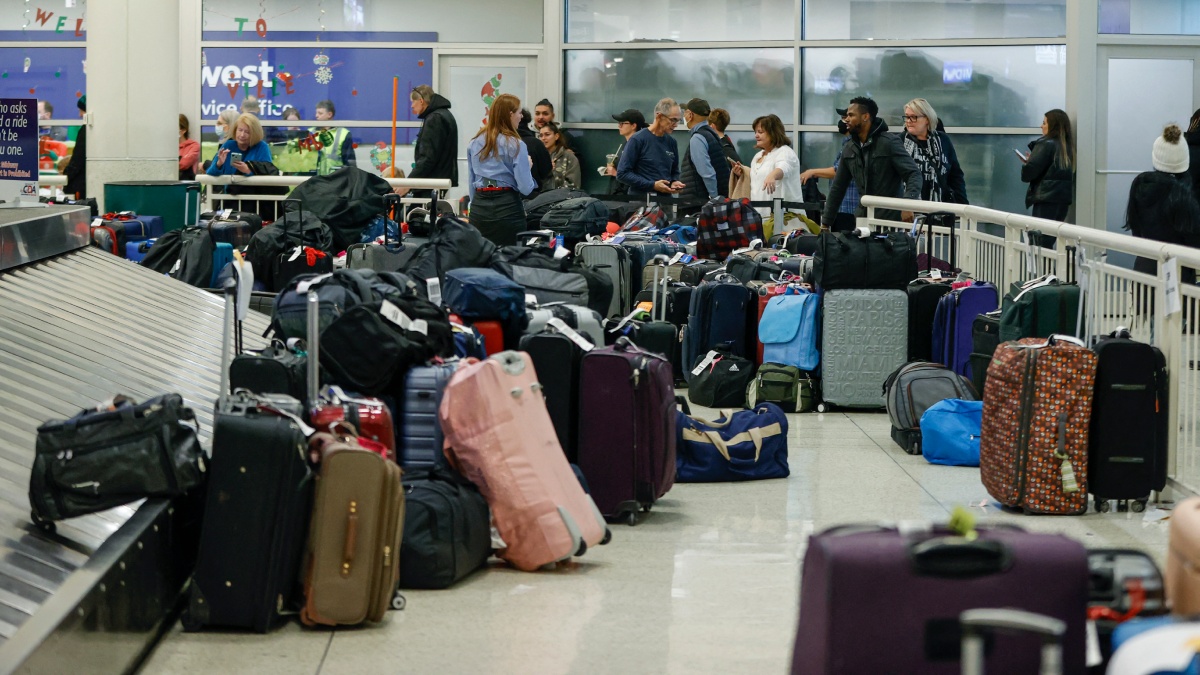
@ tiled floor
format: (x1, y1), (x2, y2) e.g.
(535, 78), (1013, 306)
(140, 407), (1174, 675)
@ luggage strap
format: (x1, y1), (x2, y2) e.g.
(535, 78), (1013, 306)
(681, 422), (783, 462)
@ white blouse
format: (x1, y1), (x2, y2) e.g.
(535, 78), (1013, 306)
(749, 145), (804, 216)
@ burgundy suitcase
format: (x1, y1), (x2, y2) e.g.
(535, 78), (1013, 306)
(576, 337), (676, 525)
(791, 524), (1089, 674)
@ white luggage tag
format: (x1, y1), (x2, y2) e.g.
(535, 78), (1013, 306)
(547, 317), (595, 351)
(288, 245), (303, 262)
(426, 277), (443, 307)
(608, 307), (644, 334)
(1164, 257), (1182, 317)
(295, 272), (332, 294)
(668, 251), (685, 265)
(691, 350), (720, 376)
(231, 251), (254, 320)
(381, 299), (429, 335)
(553, 245), (570, 259)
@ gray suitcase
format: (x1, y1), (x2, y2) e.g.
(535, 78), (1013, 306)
(526, 304), (605, 345)
(399, 362), (458, 470)
(820, 289), (908, 409)
(575, 242), (631, 318)
(346, 242), (409, 272)
(508, 265), (591, 308)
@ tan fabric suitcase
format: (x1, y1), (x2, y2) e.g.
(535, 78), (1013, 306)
(300, 432), (405, 627)
(1167, 496), (1200, 614)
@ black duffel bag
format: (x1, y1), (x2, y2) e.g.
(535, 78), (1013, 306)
(399, 467), (492, 589)
(813, 231), (917, 291)
(688, 348), (757, 408)
(30, 394), (205, 529)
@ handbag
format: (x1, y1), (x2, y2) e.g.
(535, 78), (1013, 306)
(813, 231), (917, 291)
(675, 399), (789, 482)
(30, 394), (205, 529)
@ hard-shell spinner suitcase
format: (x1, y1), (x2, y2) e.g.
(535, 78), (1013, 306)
(184, 282), (313, 632)
(439, 352), (610, 571)
(398, 361), (458, 471)
(979, 335), (1096, 515)
(819, 289), (908, 409)
(1088, 329), (1168, 511)
(791, 524), (1088, 675)
(299, 430), (404, 627)
(577, 338), (677, 525)
(575, 240), (632, 317)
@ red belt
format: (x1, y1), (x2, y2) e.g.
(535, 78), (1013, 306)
(476, 186), (513, 193)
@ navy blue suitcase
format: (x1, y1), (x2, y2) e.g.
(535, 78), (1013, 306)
(681, 277), (753, 384)
(399, 363), (457, 471)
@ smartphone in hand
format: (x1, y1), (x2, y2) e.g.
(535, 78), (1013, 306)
(1013, 148), (1028, 162)
(231, 152), (243, 163)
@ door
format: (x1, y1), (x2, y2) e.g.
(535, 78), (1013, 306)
(1095, 48), (1199, 266)
(437, 55), (538, 204)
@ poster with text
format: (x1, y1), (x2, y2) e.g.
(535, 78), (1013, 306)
(0, 98), (38, 204)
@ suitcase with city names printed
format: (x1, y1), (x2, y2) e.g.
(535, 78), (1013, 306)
(820, 289), (908, 409)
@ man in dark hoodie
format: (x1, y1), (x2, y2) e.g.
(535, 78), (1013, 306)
(821, 96), (922, 226)
(402, 85), (459, 200)
(518, 107), (552, 193)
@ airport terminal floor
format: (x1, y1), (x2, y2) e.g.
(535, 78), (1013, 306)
(142, 406), (1170, 674)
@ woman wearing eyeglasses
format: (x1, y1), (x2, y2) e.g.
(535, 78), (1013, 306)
(466, 93), (538, 246)
(899, 98), (968, 212)
(537, 122), (581, 192)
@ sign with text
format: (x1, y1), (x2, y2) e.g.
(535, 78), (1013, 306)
(0, 98), (38, 204)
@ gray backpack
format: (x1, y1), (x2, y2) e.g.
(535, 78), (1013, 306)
(883, 361), (976, 455)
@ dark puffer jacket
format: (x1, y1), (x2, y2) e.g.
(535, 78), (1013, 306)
(1021, 136), (1074, 208)
(1125, 169), (1200, 284)
(822, 117), (922, 225)
(411, 94), (459, 186)
(1186, 129), (1200, 199)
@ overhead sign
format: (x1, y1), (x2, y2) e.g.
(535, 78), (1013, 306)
(0, 98), (38, 206)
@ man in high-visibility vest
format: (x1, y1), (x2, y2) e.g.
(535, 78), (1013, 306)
(311, 99), (356, 176)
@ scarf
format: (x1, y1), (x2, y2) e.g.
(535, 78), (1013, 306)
(903, 132), (944, 203)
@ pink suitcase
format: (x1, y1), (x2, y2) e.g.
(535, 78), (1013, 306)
(439, 351), (610, 571)
(1167, 497), (1200, 615)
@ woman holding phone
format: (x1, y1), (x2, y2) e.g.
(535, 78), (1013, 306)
(1019, 109), (1074, 222)
(206, 113), (274, 178)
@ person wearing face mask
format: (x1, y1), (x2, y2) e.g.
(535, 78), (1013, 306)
(898, 98), (968, 208)
(207, 113), (281, 218)
(215, 108), (239, 143)
(537, 122), (581, 192)
(821, 96), (922, 227)
(616, 98), (685, 197)
(800, 108), (860, 232)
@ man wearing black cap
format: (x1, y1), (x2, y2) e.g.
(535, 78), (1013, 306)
(680, 97), (730, 203)
(617, 97), (685, 197)
(605, 108), (645, 195)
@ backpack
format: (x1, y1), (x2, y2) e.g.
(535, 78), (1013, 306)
(539, 197), (610, 245)
(269, 269), (377, 341)
(758, 290), (821, 371)
(746, 363), (818, 413)
(523, 188), (588, 227)
(883, 361), (977, 455)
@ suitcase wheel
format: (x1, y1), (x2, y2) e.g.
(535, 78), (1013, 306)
(31, 510), (56, 534)
(576, 540), (588, 557)
(1130, 500), (1148, 513)
(601, 528), (612, 546)
(391, 590), (406, 611)
(816, 403), (828, 413)
(1094, 497), (1112, 513)
(624, 511), (639, 526)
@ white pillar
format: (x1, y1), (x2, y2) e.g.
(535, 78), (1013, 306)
(86, 0), (180, 210)
(1066, 0), (1099, 228)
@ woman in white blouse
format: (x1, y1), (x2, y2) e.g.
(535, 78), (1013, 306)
(732, 114), (804, 235)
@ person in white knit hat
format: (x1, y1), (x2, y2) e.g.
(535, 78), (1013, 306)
(1124, 123), (1200, 286)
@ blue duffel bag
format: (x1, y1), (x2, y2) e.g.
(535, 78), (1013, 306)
(676, 401), (789, 482)
(919, 398), (983, 466)
(443, 268), (527, 325)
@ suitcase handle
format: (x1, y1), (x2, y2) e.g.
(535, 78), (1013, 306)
(909, 537), (1013, 578)
(342, 501), (358, 577)
(960, 609), (1065, 675)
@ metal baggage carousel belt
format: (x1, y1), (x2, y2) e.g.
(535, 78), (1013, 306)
(0, 247), (271, 671)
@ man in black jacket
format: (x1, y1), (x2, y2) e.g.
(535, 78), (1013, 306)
(518, 108), (552, 193)
(402, 85), (459, 201)
(822, 96), (922, 226)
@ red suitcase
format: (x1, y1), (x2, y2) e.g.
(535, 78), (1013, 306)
(471, 319), (505, 356)
(576, 338), (676, 524)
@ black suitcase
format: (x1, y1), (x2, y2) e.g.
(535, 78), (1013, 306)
(271, 199), (333, 292)
(519, 330), (586, 462)
(679, 259), (722, 286)
(631, 258), (679, 364)
(908, 279), (953, 362)
(1088, 329), (1169, 510)
(967, 310), (1002, 396)
(184, 283), (314, 632)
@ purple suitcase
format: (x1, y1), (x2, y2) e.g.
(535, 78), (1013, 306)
(932, 282), (999, 378)
(792, 524), (1088, 674)
(576, 337), (676, 525)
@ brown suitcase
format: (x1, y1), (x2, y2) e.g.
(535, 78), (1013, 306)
(300, 431), (405, 627)
(979, 335), (1097, 515)
(1167, 496), (1200, 614)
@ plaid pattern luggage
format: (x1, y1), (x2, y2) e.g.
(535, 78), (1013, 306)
(696, 197), (764, 262)
(979, 335), (1097, 515)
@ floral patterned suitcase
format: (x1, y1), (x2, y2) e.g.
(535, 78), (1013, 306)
(979, 335), (1097, 514)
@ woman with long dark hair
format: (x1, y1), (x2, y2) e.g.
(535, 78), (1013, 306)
(466, 93), (538, 246)
(1020, 109), (1074, 222)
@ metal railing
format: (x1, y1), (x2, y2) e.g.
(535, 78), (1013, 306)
(861, 195), (1200, 498)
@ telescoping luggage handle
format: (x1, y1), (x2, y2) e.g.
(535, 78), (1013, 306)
(959, 608), (1065, 675)
(911, 211), (958, 275)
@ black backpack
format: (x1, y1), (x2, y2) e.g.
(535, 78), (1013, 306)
(523, 188), (588, 227)
(140, 226), (215, 288)
(539, 197), (609, 244)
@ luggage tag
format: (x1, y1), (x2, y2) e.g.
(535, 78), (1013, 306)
(546, 317), (594, 351)
(1163, 257), (1182, 317)
(380, 300), (429, 335)
(1085, 621), (1102, 668)
(525, 293), (540, 308)
(930, 268), (942, 280)
(426, 278), (442, 307)
(288, 246), (303, 262)
(295, 273), (332, 294)
(553, 245), (570, 259)
(611, 234), (626, 244)
(680, 254), (694, 264)
(691, 350), (720, 377)
(90, 217), (102, 228)
(668, 251), (685, 265)
(608, 307), (644, 334)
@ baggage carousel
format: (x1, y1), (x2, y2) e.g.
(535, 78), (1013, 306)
(0, 206), (270, 673)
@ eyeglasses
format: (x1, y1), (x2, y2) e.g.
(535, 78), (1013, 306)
(664, 116), (681, 125)
(903, 115), (926, 122)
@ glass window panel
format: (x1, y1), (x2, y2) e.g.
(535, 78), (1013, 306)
(0, 48), (86, 123)
(201, 125), (419, 176)
(1100, 0), (1200, 35)
(799, 131), (1041, 215)
(200, 47), (431, 122)
(0, 3), (86, 41)
(803, 0), (1065, 40)
(565, 48), (795, 124)
(802, 46), (1065, 128)
(566, 0), (794, 43)
(202, 0), (542, 43)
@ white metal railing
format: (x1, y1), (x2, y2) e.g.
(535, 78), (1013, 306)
(861, 195), (1200, 498)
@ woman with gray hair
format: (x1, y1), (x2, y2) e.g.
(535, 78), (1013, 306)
(216, 108), (240, 143)
(899, 98), (968, 207)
